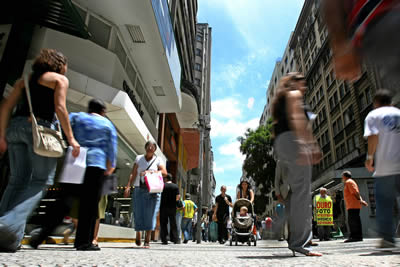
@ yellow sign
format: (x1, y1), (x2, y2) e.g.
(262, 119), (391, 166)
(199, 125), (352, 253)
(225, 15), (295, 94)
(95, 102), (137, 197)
(315, 195), (333, 226)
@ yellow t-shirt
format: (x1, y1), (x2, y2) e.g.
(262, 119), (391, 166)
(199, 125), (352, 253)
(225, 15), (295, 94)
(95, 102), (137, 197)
(183, 200), (197, 219)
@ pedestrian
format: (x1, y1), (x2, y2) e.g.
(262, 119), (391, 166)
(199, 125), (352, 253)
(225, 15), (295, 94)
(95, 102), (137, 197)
(176, 196), (185, 244)
(271, 73), (322, 256)
(236, 179), (254, 203)
(323, 0), (400, 105)
(124, 141), (167, 248)
(342, 171), (368, 243)
(313, 188), (333, 241)
(364, 89), (400, 248)
(207, 204), (217, 241)
(201, 207), (208, 242)
(213, 185), (232, 244)
(0, 49), (80, 252)
(274, 159), (289, 241)
(29, 98), (117, 251)
(181, 193), (197, 243)
(160, 173), (180, 245)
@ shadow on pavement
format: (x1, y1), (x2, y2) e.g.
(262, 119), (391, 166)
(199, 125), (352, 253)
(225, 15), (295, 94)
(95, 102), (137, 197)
(238, 255), (294, 260)
(360, 251), (400, 257)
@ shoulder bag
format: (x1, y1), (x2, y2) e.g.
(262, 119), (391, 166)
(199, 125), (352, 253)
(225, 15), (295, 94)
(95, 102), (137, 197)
(24, 74), (67, 158)
(140, 156), (164, 193)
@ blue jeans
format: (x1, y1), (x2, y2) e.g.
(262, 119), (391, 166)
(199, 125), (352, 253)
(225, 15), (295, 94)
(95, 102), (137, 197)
(0, 117), (57, 249)
(181, 217), (192, 241)
(374, 174), (400, 243)
(132, 187), (160, 231)
(176, 211), (183, 241)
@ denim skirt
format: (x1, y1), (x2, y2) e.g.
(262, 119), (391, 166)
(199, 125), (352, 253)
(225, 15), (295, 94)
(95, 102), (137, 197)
(132, 187), (160, 231)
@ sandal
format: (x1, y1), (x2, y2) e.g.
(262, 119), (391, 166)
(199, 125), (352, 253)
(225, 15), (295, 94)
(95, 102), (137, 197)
(143, 242), (150, 249)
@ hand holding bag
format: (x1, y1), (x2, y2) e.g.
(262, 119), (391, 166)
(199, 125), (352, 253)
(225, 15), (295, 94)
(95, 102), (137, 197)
(144, 171), (164, 193)
(23, 74), (67, 158)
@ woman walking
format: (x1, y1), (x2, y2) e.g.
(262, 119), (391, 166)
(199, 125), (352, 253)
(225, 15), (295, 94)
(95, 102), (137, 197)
(124, 141), (167, 248)
(236, 179), (254, 203)
(0, 49), (80, 252)
(271, 73), (322, 257)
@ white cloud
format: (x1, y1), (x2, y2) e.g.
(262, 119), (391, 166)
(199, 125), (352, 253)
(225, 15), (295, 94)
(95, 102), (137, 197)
(211, 117), (259, 139)
(213, 162), (224, 174)
(212, 98), (242, 119)
(215, 63), (246, 90)
(247, 97), (255, 109)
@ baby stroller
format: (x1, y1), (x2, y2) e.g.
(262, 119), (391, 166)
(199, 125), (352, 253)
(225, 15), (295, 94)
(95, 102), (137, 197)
(230, 198), (256, 246)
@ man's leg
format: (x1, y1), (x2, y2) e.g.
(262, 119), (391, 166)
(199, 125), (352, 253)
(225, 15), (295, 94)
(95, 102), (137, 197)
(75, 167), (104, 249)
(347, 209), (360, 240)
(217, 220), (223, 242)
(159, 209), (168, 243)
(168, 209), (178, 243)
(176, 212), (182, 243)
(375, 175), (398, 243)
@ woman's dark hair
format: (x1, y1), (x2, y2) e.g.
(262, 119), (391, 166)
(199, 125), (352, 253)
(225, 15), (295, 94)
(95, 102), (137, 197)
(166, 173), (173, 181)
(145, 140), (157, 151)
(374, 89), (393, 106)
(88, 98), (106, 114)
(271, 73), (305, 120)
(32, 49), (68, 75)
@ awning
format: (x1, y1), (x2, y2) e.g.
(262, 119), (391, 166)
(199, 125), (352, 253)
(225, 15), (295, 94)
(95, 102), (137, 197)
(0, 0), (90, 39)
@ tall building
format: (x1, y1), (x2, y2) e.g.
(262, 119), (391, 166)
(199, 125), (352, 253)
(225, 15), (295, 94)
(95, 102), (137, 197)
(264, 0), (379, 235)
(188, 23), (213, 206)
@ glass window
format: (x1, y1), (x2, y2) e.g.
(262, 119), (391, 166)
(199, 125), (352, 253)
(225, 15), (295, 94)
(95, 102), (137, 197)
(195, 63), (202, 71)
(142, 91), (151, 112)
(348, 136), (354, 152)
(196, 35), (202, 42)
(344, 106), (354, 125)
(88, 15), (111, 49)
(125, 60), (137, 87)
(196, 48), (202, 56)
(73, 3), (87, 22)
(115, 37), (127, 68)
(135, 79), (144, 99)
(195, 78), (201, 86)
(360, 93), (367, 110)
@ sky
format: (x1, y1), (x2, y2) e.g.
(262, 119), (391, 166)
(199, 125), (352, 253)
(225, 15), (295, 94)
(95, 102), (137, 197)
(197, 0), (305, 199)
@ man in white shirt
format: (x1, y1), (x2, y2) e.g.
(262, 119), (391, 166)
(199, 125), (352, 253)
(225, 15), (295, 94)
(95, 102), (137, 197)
(364, 89), (400, 248)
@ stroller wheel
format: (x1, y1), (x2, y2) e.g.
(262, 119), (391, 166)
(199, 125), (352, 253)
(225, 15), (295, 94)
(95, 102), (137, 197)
(254, 237), (257, 246)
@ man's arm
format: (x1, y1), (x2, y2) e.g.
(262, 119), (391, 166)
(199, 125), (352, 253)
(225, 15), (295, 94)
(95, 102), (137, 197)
(322, 0), (361, 81)
(365, 135), (378, 172)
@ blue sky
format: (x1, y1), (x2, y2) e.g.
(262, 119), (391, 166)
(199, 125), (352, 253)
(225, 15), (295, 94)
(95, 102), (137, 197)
(197, 0), (304, 199)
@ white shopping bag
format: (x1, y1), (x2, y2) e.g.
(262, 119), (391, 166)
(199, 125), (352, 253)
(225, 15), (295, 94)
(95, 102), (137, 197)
(58, 146), (88, 184)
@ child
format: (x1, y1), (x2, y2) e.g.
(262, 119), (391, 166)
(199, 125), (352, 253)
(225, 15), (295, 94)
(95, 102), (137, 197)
(239, 206), (248, 217)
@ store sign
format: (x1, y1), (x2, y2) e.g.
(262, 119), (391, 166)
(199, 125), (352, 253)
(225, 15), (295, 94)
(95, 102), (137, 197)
(123, 80), (144, 117)
(315, 196), (334, 226)
(0, 25), (12, 62)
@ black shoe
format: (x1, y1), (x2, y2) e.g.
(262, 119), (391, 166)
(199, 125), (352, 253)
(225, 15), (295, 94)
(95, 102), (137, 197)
(0, 223), (17, 252)
(76, 244), (101, 251)
(183, 239), (188, 244)
(161, 241), (168, 245)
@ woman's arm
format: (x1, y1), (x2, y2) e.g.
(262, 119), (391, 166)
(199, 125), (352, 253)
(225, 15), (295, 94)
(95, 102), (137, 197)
(0, 79), (24, 154)
(250, 189), (255, 204)
(158, 164), (167, 177)
(124, 163), (138, 197)
(39, 72), (80, 157)
(286, 91), (315, 143)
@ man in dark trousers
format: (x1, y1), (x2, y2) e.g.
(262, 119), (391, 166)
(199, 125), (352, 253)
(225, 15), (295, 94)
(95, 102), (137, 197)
(342, 171), (368, 243)
(160, 173), (180, 245)
(213, 185), (232, 244)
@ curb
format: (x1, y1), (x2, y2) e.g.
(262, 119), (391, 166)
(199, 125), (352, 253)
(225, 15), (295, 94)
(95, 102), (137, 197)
(21, 237), (136, 245)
